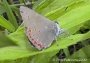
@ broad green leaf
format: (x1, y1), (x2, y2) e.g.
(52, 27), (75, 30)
(57, 5), (90, 34)
(5, 28), (90, 62)
(34, 0), (90, 20)
(6, 24), (90, 62)
(0, 46), (31, 60)
(33, 0), (81, 19)
(36, 0), (76, 15)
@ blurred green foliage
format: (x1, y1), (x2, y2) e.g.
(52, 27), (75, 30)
(0, 0), (90, 63)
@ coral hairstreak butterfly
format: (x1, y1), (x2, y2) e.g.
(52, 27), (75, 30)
(20, 6), (63, 50)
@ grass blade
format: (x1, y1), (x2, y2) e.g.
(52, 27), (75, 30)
(0, 15), (15, 32)
(2, 0), (18, 30)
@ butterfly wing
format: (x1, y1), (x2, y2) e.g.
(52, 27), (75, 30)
(20, 6), (59, 50)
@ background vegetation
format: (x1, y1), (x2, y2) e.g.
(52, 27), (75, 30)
(0, 0), (90, 63)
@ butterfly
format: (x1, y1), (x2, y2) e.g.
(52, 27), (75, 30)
(20, 6), (62, 50)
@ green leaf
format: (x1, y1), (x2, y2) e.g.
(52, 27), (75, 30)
(34, 0), (82, 20)
(34, 0), (90, 20)
(5, 4), (90, 62)
(0, 0), (90, 63)
(19, 0), (26, 3)
(0, 32), (16, 47)
(6, 25), (90, 62)
(11, 6), (20, 17)
(0, 5), (5, 15)
(0, 15), (15, 32)
(2, 0), (18, 30)
(33, 0), (43, 8)
(57, 5), (90, 34)
(44, 0), (86, 20)
(0, 46), (31, 60)
(34, 0), (54, 13)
